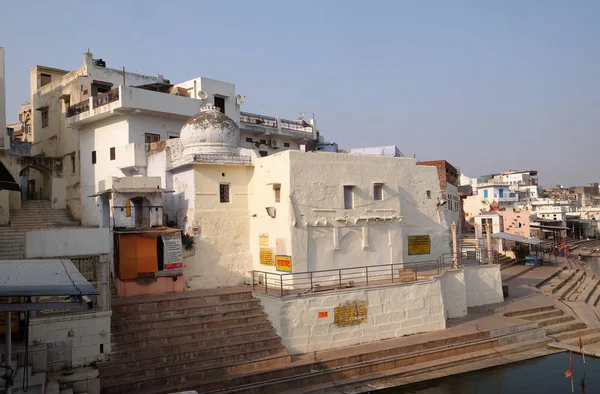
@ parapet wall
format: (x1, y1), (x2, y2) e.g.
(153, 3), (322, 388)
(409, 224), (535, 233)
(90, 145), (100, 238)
(257, 265), (502, 355)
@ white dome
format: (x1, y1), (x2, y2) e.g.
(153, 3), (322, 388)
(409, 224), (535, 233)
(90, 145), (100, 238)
(180, 104), (240, 156)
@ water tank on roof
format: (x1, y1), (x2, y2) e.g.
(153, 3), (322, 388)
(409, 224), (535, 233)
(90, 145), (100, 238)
(93, 59), (106, 68)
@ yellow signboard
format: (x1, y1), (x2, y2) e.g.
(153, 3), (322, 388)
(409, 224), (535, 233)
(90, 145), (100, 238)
(275, 255), (292, 272)
(260, 247), (274, 265)
(334, 301), (368, 327)
(408, 235), (431, 255)
(259, 233), (269, 247)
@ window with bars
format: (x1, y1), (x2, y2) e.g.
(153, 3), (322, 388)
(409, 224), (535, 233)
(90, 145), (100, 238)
(145, 133), (160, 143)
(219, 184), (230, 203)
(41, 110), (49, 128)
(344, 186), (354, 209)
(373, 184), (383, 201)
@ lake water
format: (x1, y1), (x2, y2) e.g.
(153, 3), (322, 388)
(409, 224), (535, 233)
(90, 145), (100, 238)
(382, 353), (600, 394)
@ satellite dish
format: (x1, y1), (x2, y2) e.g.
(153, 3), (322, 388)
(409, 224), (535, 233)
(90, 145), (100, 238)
(236, 94), (246, 104)
(197, 91), (208, 100)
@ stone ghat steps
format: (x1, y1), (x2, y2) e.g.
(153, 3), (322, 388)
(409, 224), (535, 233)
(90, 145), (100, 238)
(505, 306), (587, 336)
(134, 326), (543, 394)
(111, 298), (262, 324)
(537, 269), (578, 295)
(208, 329), (550, 394)
(281, 337), (553, 394)
(111, 287), (254, 314)
(559, 270), (587, 300)
(111, 327), (278, 359)
(502, 265), (538, 282)
(101, 286), (289, 394)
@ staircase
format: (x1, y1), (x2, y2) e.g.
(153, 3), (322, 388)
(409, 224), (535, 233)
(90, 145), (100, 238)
(0, 200), (80, 260)
(99, 287), (290, 394)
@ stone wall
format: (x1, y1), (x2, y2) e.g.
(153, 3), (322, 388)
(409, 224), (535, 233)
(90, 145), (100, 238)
(258, 278), (447, 355)
(29, 311), (111, 371)
(464, 265), (503, 307)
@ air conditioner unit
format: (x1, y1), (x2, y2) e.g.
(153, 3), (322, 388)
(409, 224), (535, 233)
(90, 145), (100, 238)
(271, 140), (279, 148)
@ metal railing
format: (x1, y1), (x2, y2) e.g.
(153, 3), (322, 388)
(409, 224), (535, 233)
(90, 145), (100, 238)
(253, 258), (445, 297)
(280, 118), (313, 133)
(240, 112), (277, 128)
(93, 88), (120, 109)
(66, 99), (89, 117)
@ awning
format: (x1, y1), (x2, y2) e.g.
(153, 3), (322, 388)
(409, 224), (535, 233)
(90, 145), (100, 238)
(0, 161), (20, 191)
(89, 187), (174, 197)
(530, 224), (569, 230)
(0, 260), (98, 312)
(491, 232), (546, 245)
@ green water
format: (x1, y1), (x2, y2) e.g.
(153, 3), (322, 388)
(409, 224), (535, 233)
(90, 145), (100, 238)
(382, 353), (599, 394)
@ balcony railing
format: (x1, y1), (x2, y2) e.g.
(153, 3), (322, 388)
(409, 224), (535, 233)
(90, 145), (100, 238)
(66, 88), (120, 118)
(240, 112), (277, 128)
(93, 88), (119, 109)
(66, 99), (89, 117)
(240, 111), (313, 133)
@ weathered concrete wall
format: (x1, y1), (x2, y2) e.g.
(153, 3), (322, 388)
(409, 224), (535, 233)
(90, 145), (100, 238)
(29, 311), (111, 371)
(257, 279), (447, 355)
(0, 48), (6, 149)
(183, 164), (253, 289)
(25, 228), (110, 258)
(464, 265), (503, 307)
(440, 269), (467, 318)
(0, 190), (9, 225)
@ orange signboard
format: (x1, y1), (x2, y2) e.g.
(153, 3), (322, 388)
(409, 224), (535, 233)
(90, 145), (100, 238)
(318, 311), (328, 318)
(275, 255), (292, 272)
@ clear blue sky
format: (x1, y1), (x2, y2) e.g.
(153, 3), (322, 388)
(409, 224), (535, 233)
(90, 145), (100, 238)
(1, 0), (599, 188)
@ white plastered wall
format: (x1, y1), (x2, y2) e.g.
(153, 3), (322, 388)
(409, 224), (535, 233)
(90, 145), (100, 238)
(464, 265), (504, 307)
(251, 151), (450, 277)
(257, 278), (447, 355)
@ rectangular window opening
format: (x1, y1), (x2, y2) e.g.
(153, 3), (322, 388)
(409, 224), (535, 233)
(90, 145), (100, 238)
(246, 137), (253, 143)
(274, 184), (281, 203)
(40, 73), (52, 87)
(91, 151), (97, 165)
(71, 155), (76, 174)
(374, 184), (383, 201)
(344, 186), (354, 209)
(219, 184), (230, 203)
(41, 110), (49, 128)
(110, 147), (116, 161)
(145, 133), (160, 143)
(259, 150), (268, 157)
(284, 142), (290, 148)
(426, 190), (431, 199)
(214, 96), (226, 114)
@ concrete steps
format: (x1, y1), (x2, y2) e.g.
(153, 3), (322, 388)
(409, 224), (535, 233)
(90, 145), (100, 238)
(208, 330), (551, 394)
(137, 324), (543, 394)
(537, 269), (578, 295)
(0, 200), (80, 260)
(559, 270), (587, 300)
(505, 306), (587, 336)
(100, 287), (290, 394)
(284, 337), (553, 394)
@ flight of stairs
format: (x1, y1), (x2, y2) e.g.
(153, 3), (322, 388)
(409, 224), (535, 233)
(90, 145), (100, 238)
(99, 287), (290, 394)
(0, 200), (80, 260)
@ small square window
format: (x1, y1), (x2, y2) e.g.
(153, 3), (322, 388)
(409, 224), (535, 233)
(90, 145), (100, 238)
(91, 151), (97, 164)
(344, 186), (354, 209)
(426, 190), (431, 199)
(219, 184), (230, 203)
(284, 142), (290, 148)
(260, 139), (266, 145)
(246, 137), (253, 143)
(110, 147), (115, 161)
(259, 151), (268, 157)
(374, 184), (383, 201)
